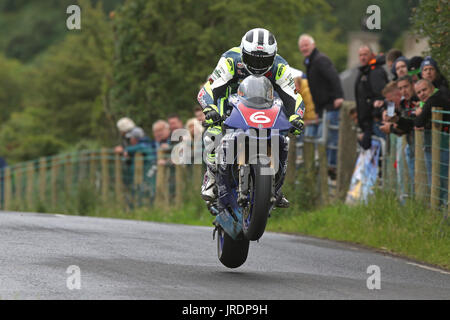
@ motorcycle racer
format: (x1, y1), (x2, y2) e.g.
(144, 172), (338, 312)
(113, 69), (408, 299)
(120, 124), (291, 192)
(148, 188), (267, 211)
(198, 28), (305, 210)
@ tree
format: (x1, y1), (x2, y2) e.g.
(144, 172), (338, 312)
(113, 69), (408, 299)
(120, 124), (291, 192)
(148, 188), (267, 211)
(0, 55), (25, 124)
(111, 0), (334, 129)
(0, 0), (116, 163)
(0, 0), (124, 62)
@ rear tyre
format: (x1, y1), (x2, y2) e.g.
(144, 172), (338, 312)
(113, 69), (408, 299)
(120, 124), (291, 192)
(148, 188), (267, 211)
(217, 228), (250, 269)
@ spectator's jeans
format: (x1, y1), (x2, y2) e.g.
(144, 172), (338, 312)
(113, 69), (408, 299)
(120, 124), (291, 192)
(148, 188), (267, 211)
(304, 110), (339, 168)
(372, 120), (386, 140)
(324, 110), (340, 168)
(304, 122), (320, 139)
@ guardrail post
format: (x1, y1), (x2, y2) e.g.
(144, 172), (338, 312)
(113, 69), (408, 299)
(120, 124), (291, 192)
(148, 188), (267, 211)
(401, 136), (411, 196)
(39, 157), (47, 204)
(101, 148), (109, 203)
(89, 151), (97, 186)
(155, 149), (168, 208)
(51, 156), (58, 209)
(387, 134), (397, 193)
(4, 167), (12, 210)
(65, 154), (73, 194)
(114, 153), (124, 208)
(337, 101), (358, 200)
(175, 163), (186, 207)
(431, 107), (442, 210)
(15, 165), (23, 209)
(133, 152), (144, 207)
(318, 143), (329, 205)
(286, 133), (297, 185)
(26, 162), (34, 210)
(414, 130), (428, 202)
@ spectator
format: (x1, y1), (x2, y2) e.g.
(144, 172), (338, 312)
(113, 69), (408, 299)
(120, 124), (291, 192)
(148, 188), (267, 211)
(152, 120), (171, 152)
(298, 34), (344, 178)
(194, 106), (206, 123)
(122, 127), (155, 207)
(386, 48), (403, 71)
(293, 73), (317, 125)
(123, 127), (154, 158)
(379, 81), (402, 135)
(115, 117), (136, 155)
(167, 113), (184, 133)
(397, 75), (419, 185)
(380, 77), (419, 136)
(420, 56), (449, 93)
(392, 56), (409, 80)
(380, 80), (417, 191)
(293, 71), (318, 139)
(186, 118), (204, 164)
(414, 79), (450, 191)
(186, 118), (204, 139)
(407, 56), (424, 82)
(354, 44), (388, 149)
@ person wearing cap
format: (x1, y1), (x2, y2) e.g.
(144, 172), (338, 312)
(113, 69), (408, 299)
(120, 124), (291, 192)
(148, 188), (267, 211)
(123, 127), (154, 157)
(121, 127), (156, 205)
(115, 117), (136, 155)
(391, 56), (409, 80)
(420, 56), (449, 93)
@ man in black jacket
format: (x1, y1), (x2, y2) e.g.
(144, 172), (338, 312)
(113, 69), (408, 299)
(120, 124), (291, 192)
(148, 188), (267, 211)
(354, 45), (388, 149)
(299, 34), (344, 176)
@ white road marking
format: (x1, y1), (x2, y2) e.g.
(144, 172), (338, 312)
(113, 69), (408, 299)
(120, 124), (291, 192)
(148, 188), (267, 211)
(406, 262), (450, 275)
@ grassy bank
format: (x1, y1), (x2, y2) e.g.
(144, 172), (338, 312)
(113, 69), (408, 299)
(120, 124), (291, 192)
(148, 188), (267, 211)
(268, 193), (450, 270)
(44, 187), (449, 271)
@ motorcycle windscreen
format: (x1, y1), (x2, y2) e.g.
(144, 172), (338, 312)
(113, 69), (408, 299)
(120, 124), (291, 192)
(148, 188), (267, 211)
(237, 75), (274, 109)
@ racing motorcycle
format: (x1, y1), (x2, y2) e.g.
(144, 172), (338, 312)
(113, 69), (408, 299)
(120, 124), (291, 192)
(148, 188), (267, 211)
(207, 75), (294, 268)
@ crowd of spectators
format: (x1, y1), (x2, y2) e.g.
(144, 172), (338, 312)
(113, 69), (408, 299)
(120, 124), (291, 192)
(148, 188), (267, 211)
(292, 35), (450, 198)
(110, 37), (449, 203)
(351, 46), (450, 202)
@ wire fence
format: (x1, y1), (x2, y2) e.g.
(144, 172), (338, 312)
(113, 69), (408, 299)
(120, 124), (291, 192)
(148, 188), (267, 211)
(0, 104), (448, 215)
(383, 107), (449, 211)
(0, 148), (204, 214)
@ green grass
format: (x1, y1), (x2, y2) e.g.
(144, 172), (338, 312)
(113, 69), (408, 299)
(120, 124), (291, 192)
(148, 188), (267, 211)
(267, 192), (450, 270)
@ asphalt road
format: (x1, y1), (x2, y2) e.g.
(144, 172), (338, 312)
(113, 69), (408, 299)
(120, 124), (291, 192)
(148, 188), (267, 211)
(0, 211), (449, 300)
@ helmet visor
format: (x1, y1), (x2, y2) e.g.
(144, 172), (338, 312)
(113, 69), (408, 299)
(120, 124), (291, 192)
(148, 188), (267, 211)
(242, 50), (275, 74)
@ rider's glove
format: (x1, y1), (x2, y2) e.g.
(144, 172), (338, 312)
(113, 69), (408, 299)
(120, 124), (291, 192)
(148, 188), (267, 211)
(203, 104), (221, 126)
(289, 114), (304, 135)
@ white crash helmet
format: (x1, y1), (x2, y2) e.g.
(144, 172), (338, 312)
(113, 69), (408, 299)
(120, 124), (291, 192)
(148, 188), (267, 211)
(116, 117), (136, 133)
(240, 28), (277, 75)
